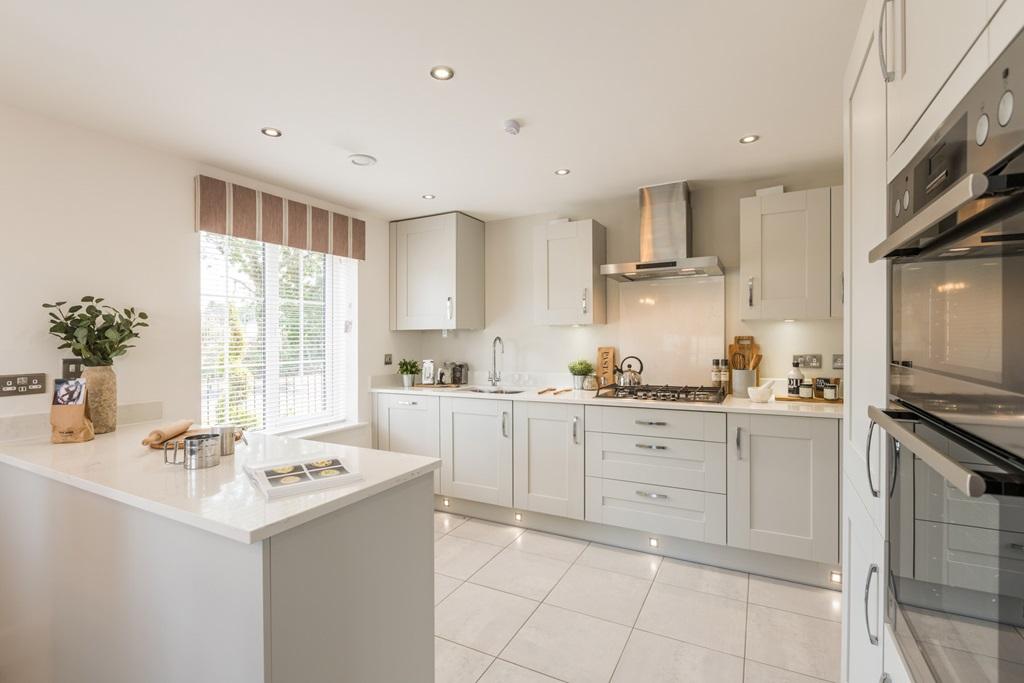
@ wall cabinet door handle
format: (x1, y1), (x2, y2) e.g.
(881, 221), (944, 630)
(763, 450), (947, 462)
(636, 490), (669, 500)
(397, 400), (418, 406)
(635, 443), (667, 450)
(735, 427), (743, 459)
(877, 0), (895, 82)
(581, 288), (588, 316)
(572, 416), (579, 444)
(864, 563), (880, 646)
(501, 411), (509, 438)
(747, 278), (754, 307)
(634, 420), (668, 427)
(446, 296), (453, 321)
(1009, 543), (1024, 552)
(865, 420), (880, 497)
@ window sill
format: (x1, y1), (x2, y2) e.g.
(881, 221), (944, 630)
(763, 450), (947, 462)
(268, 420), (369, 441)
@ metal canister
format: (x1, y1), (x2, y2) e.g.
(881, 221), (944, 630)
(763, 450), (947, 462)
(212, 425), (245, 456)
(164, 433), (221, 469)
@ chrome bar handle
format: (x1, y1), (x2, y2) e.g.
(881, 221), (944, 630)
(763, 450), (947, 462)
(1009, 543), (1024, 552)
(868, 405), (986, 497)
(736, 426), (743, 460)
(501, 411), (509, 438)
(635, 443), (667, 451)
(747, 278), (754, 307)
(581, 288), (588, 315)
(865, 563), (879, 646)
(397, 400), (418, 406)
(572, 416), (579, 444)
(635, 420), (668, 426)
(866, 419), (879, 498)
(446, 296), (453, 321)
(877, 0), (895, 82)
(636, 490), (669, 500)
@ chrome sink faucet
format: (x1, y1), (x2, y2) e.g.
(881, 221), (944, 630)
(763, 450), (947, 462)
(488, 336), (504, 386)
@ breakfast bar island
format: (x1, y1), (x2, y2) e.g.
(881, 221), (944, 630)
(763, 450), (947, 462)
(0, 423), (439, 683)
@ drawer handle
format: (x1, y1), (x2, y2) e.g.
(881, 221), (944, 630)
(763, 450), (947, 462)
(1010, 543), (1024, 552)
(865, 420), (880, 498)
(635, 443), (667, 450)
(635, 420), (668, 427)
(864, 563), (879, 646)
(636, 490), (669, 500)
(397, 400), (418, 406)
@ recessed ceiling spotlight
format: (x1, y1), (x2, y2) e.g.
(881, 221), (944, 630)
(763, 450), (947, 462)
(260, 127), (283, 138)
(421, 194), (436, 200)
(554, 168), (571, 176)
(430, 65), (455, 81)
(739, 134), (760, 144)
(348, 153), (377, 167)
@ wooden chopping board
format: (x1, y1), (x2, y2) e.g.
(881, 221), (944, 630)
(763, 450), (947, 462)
(149, 429), (243, 450)
(597, 347), (616, 387)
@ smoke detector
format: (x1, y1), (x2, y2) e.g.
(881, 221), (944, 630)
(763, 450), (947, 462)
(503, 119), (521, 135)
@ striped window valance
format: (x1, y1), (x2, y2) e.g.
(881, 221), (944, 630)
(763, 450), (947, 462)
(194, 175), (365, 260)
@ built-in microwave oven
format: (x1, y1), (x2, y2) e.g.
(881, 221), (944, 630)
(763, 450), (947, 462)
(869, 26), (1024, 683)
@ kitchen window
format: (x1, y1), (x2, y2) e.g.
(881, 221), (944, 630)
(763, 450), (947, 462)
(200, 232), (356, 431)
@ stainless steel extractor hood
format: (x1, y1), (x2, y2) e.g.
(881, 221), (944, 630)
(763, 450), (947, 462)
(601, 181), (723, 281)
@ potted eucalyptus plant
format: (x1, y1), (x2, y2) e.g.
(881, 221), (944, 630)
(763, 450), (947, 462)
(43, 297), (148, 434)
(568, 359), (595, 390)
(398, 359), (420, 388)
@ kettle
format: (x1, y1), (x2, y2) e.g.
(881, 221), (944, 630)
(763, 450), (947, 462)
(615, 356), (644, 386)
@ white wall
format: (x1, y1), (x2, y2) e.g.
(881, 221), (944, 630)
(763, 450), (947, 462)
(0, 103), (415, 442)
(419, 165), (844, 384)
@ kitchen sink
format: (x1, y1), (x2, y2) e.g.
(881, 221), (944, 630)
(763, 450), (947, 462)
(466, 387), (524, 394)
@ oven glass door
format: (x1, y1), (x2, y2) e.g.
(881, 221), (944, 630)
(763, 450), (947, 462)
(887, 419), (1024, 682)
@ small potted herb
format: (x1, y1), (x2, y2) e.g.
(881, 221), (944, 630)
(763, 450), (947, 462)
(398, 359), (421, 388)
(568, 359), (595, 390)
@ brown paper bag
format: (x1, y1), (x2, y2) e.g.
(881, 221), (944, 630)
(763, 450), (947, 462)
(51, 378), (95, 444)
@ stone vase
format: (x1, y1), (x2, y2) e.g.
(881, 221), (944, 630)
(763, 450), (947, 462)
(82, 365), (117, 434)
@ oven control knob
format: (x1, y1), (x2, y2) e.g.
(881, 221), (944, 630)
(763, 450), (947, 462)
(894, 199), (901, 217)
(998, 90), (1014, 127)
(902, 189), (910, 210)
(975, 112), (990, 146)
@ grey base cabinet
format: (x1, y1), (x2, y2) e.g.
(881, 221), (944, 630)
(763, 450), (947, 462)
(727, 413), (839, 564)
(376, 393), (441, 494)
(440, 397), (513, 506)
(513, 402), (585, 519)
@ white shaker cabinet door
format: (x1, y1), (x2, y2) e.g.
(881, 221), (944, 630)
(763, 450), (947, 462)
(844, 0), (890, 533)
(726, 414), (839, 564)
(842, 473), (886, 683)
(376, 393), (441, 494)
(513, 402), (585, 519)
(739, 187), (831, 320)
(440, 398), (513, 506)
(533, 219), (607, 326)
(392, 214), (457, 330)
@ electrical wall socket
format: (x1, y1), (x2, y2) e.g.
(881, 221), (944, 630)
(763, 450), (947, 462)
(832, 354), (845, 370)
(0, 373), (47, 397)
(793, 354), (822, 369)
(62, 358), (84, 380)
(383, 354), (393, 366)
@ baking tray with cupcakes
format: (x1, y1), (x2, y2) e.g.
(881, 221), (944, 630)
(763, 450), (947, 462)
(244, 455), (362, 499)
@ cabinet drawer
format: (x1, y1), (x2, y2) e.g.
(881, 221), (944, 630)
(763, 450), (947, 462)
(914, 460), (1024, 534)
(584, 406), (725, 442)
(584, 432), (725, 494)
(584, 476), (726, 544)
(915, 520), (1024, 597)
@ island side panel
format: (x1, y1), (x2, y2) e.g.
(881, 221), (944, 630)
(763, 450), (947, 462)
(268, 473), (434, 683)
(0, 464), (267, 683)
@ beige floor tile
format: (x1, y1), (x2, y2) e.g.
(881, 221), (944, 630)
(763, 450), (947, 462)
(435, 535), (503, 580)
(480, 659), (562, 682)
(509, 530), (589, 563)
(743, 660), (828, 682)
(450, 519), (526, 547)
(747, 576), (841, 623)
(905, 606), (1024, 664)
(745, 604), (841, 682)
(435, 511), (468, 534)
(470, 548), (571, 601)
(611, 629), (744, 682)
(545, 564), (651, 626)
(435, 637), (494, 683)
(501, 604), (631, 683)
(922, 641), (1024, 682)
(635, 582), (747, 656)
(656, 558), (749, 601)
(575, 543), (661, 579)
(436, 572), (463, 605)
(435, 582), (539, 656)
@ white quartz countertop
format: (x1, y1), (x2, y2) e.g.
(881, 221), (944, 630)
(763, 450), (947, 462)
(370, 386), (843, 419)
(0, 422), (439, 544)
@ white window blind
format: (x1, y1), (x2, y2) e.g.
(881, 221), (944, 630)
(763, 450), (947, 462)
(200, 232), (356, 431)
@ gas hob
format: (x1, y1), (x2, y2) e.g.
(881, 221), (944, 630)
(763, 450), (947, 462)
(595, 384), (726, 403)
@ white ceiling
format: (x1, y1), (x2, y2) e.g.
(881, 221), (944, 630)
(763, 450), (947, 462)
(0, 0), (864, 221)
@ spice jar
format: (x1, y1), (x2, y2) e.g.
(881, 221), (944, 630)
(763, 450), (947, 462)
(823, 383), (838, 400)
(799, 381), (814, 399)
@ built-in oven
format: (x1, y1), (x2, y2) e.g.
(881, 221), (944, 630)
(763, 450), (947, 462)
(870, 26), (1024, 683)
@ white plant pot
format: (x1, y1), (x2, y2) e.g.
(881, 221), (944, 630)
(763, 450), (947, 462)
(402, 374), (415, 388)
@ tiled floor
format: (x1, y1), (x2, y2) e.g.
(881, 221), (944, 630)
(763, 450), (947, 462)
(433, 512), (842, 683)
